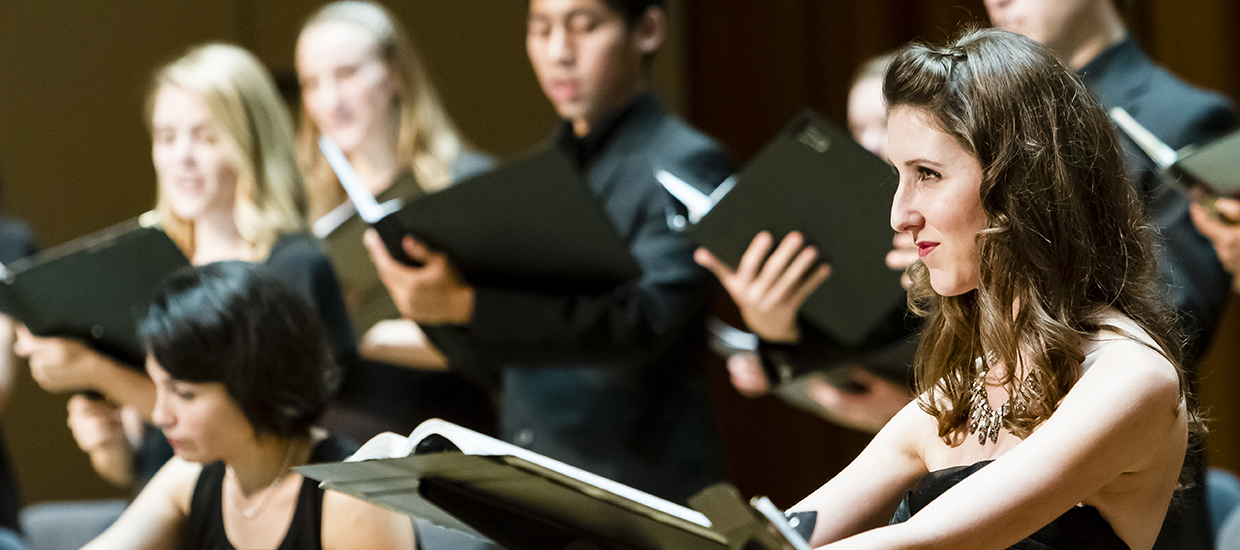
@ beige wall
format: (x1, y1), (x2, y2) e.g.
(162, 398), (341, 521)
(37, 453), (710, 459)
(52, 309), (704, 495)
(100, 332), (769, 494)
(0, 0), (686, 505)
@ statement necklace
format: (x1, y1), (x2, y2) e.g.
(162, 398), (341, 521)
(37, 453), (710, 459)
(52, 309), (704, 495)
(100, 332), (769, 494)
(968, 363), (1011, 445)
(225, 440), (300, 520)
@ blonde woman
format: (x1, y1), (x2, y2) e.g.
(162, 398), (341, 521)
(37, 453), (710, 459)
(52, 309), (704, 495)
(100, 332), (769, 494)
(17, 43), (355, 489)
(296, 0), (493, 438)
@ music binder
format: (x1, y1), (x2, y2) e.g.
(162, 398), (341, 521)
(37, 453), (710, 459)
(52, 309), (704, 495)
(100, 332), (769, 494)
(319, 138), (642, 292)
(298, 419), (812, 550)
(0, 212), (190, 366)
(672, 109), (906, 347)
(1109, 106), (1240, 195)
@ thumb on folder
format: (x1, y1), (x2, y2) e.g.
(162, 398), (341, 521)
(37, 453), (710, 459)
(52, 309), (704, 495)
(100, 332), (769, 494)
(694, 231), (830, 344)
(364, 230), (475, 326)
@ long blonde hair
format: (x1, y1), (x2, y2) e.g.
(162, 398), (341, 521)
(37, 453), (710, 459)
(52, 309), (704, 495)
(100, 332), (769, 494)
(147, 43), (307, 260)
(297, 1), (466, 220)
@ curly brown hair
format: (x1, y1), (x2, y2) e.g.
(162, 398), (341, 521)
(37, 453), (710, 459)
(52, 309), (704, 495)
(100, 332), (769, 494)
(884, 28), (1195, 446)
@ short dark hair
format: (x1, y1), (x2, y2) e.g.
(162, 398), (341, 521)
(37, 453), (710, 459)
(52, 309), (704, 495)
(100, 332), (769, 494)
(140, 261), (340, 437)
(601, 0), (663, 26)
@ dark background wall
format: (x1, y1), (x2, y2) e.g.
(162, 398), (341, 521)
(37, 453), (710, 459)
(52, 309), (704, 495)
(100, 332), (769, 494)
(0, 0), (1238, 509)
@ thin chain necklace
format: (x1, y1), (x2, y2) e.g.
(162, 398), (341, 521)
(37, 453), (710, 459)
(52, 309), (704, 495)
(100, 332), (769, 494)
(225, 440), (300, 520)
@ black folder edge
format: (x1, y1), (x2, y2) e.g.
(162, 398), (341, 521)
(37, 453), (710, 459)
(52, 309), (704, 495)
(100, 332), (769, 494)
(0, 212), (190, 367)
(1108, 106), (1240, 196)
(1172, 129), (1240, 195)
(354, 147), (642, 291)
(689, 109), (907, 348)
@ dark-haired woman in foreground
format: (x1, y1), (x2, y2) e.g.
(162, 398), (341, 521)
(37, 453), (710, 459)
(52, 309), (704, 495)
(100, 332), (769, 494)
(791, 29), (1191, 550)
(83, 262), (412, 549)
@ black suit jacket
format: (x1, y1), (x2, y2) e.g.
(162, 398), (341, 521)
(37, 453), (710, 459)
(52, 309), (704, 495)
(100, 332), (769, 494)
(1080, 37), (1237, 365)
(426, 93), (732, 504)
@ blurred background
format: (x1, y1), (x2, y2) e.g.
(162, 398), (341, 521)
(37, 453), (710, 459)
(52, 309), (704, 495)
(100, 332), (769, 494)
(0, 0), (1237, 508)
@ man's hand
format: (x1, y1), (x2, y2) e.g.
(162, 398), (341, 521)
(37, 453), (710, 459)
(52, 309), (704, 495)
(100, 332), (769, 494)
(364, 230), (475, 325)
(725, 352), (771, 397)
(1190, 195), (1240, 293)
(695, 231), (829, 343)
(806, 367), (913, 433)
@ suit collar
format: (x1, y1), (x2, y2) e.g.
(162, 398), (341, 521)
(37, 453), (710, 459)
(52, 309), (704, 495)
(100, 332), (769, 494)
(1077, 36), (1154, 114)
(556, 92), (664, 170)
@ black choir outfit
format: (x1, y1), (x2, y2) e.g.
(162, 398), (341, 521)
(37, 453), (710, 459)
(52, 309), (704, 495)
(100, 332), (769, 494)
(425, 92), (732, 504)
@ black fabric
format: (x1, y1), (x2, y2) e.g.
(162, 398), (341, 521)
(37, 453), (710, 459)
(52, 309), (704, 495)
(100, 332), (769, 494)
(183, 436), (357, 550)
(890, 460), (1131, 550)
(0, 217), (34, 534)
(423, 92), (732, 504)
(1078, 37), (1238, 550)
(262, 232), (357, 371)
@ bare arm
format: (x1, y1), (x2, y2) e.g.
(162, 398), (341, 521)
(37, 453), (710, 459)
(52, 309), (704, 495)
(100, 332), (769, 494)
(322, 490), (416, 550)
(809, 342), (1184, 550)
(790, 398), (932, 544)
(359, 319), (448, 371)
(82, 457), (197, 550)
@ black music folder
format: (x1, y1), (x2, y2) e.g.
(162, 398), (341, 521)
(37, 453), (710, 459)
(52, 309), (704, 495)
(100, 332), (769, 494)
(1110, 106), (1240, 195)
(320, 138), (641, 292)
(298, 419), (812, 550)
(0, 213), (190, 366)
(675, 109), (906, 347)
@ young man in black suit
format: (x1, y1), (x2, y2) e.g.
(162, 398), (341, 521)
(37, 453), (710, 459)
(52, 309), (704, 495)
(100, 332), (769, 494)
(366, 0), (731, 505)
(985, 1), (1238, 549)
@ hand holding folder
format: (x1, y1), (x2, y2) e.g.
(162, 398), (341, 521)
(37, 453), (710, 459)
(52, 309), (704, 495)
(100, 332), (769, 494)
(669, 109), (907, 348)
(321, 138), (640, 292)
(0, 213), (189, 368)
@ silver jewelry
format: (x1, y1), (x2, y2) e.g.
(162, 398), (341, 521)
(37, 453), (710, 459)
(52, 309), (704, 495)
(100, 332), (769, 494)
(968, 364), (1011, 445)
(225, 440), (300, 520)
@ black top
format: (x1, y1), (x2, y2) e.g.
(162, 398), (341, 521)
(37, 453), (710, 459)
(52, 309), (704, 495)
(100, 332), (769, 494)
(424, 92), (733, 504)
(890, 460), (1131, 550)
(183, 436), (357, 550)
(263, 232), (357, 370)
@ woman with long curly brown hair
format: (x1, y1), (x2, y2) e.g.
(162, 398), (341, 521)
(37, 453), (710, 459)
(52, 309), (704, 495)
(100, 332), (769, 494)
(789, 28), (1194, 550)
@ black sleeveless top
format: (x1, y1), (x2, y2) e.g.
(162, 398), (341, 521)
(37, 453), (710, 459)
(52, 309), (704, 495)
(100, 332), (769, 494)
(890, 460), (1132, 550)
(183, 436), (357, 550)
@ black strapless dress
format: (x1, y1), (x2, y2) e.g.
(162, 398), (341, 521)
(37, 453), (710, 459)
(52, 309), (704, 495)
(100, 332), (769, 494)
(889, 460), (1131, 550)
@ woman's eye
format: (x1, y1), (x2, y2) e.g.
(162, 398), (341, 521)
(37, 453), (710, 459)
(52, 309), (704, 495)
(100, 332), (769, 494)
(918, 167), (942, 180)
